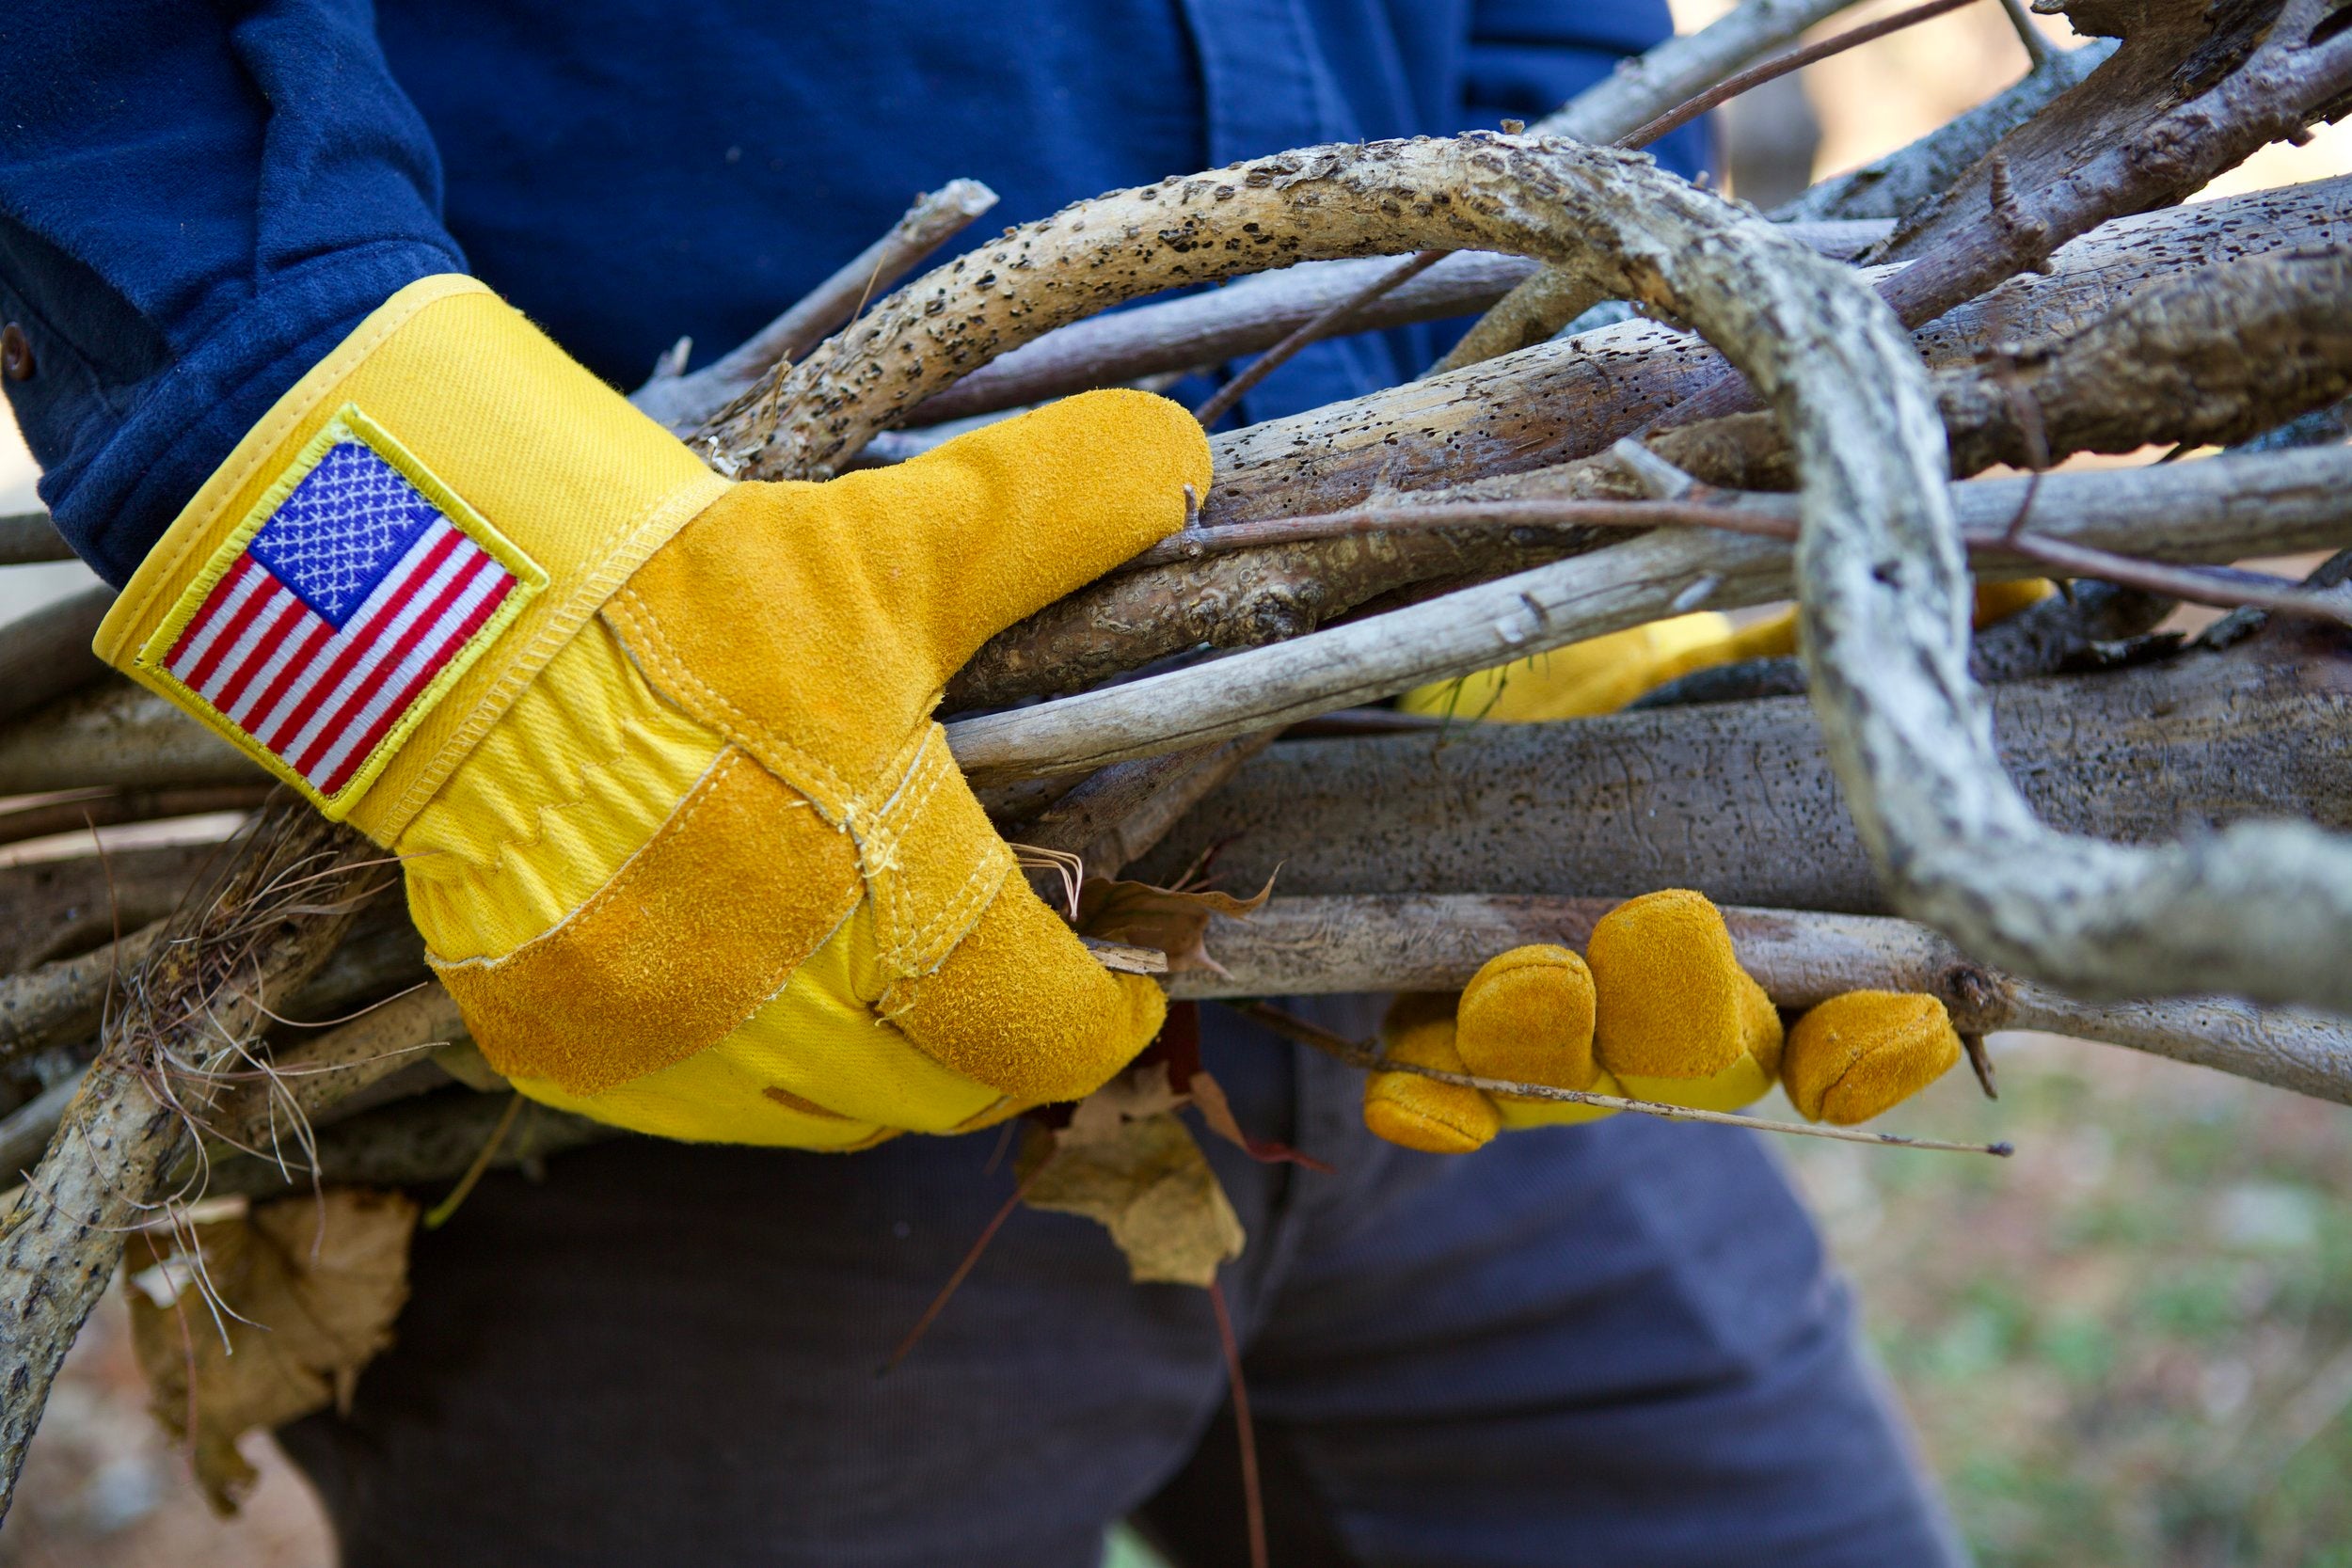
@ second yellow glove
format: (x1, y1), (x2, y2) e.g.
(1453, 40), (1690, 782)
(1363, 890), (1963, 1153)
(96, 277), (1209, 1148)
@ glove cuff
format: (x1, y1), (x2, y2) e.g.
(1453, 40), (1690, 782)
(94, 276), (730, 840)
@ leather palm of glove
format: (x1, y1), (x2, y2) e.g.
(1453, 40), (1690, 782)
(97, 277), (1208, 1148)
(1363, 890), (1965, 1153)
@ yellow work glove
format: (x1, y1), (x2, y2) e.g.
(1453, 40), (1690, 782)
(1401, 612), (1790, 722)
(1361, 890), (1963, 1153)
(1399, 583), (2053, 723)
(95, 277), (1208, 1149)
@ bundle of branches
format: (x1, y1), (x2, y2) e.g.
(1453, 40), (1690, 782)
(5, 0), (2352, 1518)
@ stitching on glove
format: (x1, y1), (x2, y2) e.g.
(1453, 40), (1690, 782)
(432, 744), (749, 975)
(866, 735), (1011, 976)
(908, 832), (1014, 974)
(866, 734), (954, 968)
(882, 847), (1011, 982)
(604, 586), (861, 821)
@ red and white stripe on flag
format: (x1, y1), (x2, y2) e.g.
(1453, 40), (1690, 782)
(167, 515), (516, 799)
(137, 409), (545, 814)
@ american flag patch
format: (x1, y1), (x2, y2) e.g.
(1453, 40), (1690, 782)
(145, 408), (543, 809)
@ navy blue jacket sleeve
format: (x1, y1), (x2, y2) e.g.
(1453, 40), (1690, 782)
(0, 2), (464, 585)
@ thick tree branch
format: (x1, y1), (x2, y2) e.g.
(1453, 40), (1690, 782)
(0, 515), (73, 567)
(0, 685), (254, 798)
(1434, 0), (2002, 372)
(0, 587), (111, 730)
(1133, 642), (2350, 924)
(1772, 39), (2117, 221)
(200, 1088), (615, 1200)
(1941, 245), (2352, 472)
(1665, 0), (2352, 429)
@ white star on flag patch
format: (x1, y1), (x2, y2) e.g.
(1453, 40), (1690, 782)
(141, 406), (545, 812)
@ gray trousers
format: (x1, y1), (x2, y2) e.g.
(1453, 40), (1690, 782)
(281, 1000), (1966, 1566)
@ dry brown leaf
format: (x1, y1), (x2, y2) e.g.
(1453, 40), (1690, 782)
(1074, 872), (1276, 977)
(1062, 1059), (1188, 1145)
(1185, 1068), (1334, 1173)
(1019, 1113), (1244, 1288)
(128, 1188), (417, 1513)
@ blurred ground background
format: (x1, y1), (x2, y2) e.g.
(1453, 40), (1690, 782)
(4, 5), (2350, 1564)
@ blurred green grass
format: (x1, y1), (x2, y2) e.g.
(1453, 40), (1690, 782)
(1778, 1032), (2352, 1567)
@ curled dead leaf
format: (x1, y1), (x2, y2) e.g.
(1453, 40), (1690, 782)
(127, 1188), (417, 1514)
(1187, 1068), (1333, 1173)
(1074, 872), (1276, 978)
(1018, 1110), (1244, 1288)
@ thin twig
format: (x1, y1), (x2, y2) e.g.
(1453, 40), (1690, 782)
(1191, 250), (1445, 428)
(878, 1163), (1041, 1377)
(1432, 0), (1982, 376)
(1208, 1277), (1268, 1568)
(1994, 533), (2352, 626)
(1114, 481), (2352, 624)
(1621, 0), (1984, 151)
(1962, 1032), (1998, 1099)
(946, 445), (2352, 785)
(1184, 0), (1927, 426)
(1994, 0), (2053, 68)
(636, 179), (999, 434)
(1119, 496), (1760, 569)
(1539, 0), (1868, 145)
(0, 806), (375, 1520)
(421, 1092), (524, 1230)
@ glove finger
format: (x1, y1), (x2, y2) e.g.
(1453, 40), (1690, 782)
(1784, 991), (1962, 1124)
(1363, 996), (1500, 1154)
(884, 877), (1168, 1105)
(1589, 888), (1783, 1082)
(1455, 944), (1598, 1089)
(807, 388), (1209, 687)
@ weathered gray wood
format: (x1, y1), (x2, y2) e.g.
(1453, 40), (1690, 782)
(0, 683), (254, 797)
(0, 809), (372, 1520)
(632, 180), (999, 433)
(1772, 40), (2119, 223)
(1535, 0), (1866, 144)
(0, 515), (73, 567)
(1133, 648), (2352, 916)
(1205, 176), (2352, 530)
(910, 221), (1887, 425)
(0, 587), (112, 730)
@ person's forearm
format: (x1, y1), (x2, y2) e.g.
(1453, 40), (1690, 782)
(0, 1), (463, 583)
